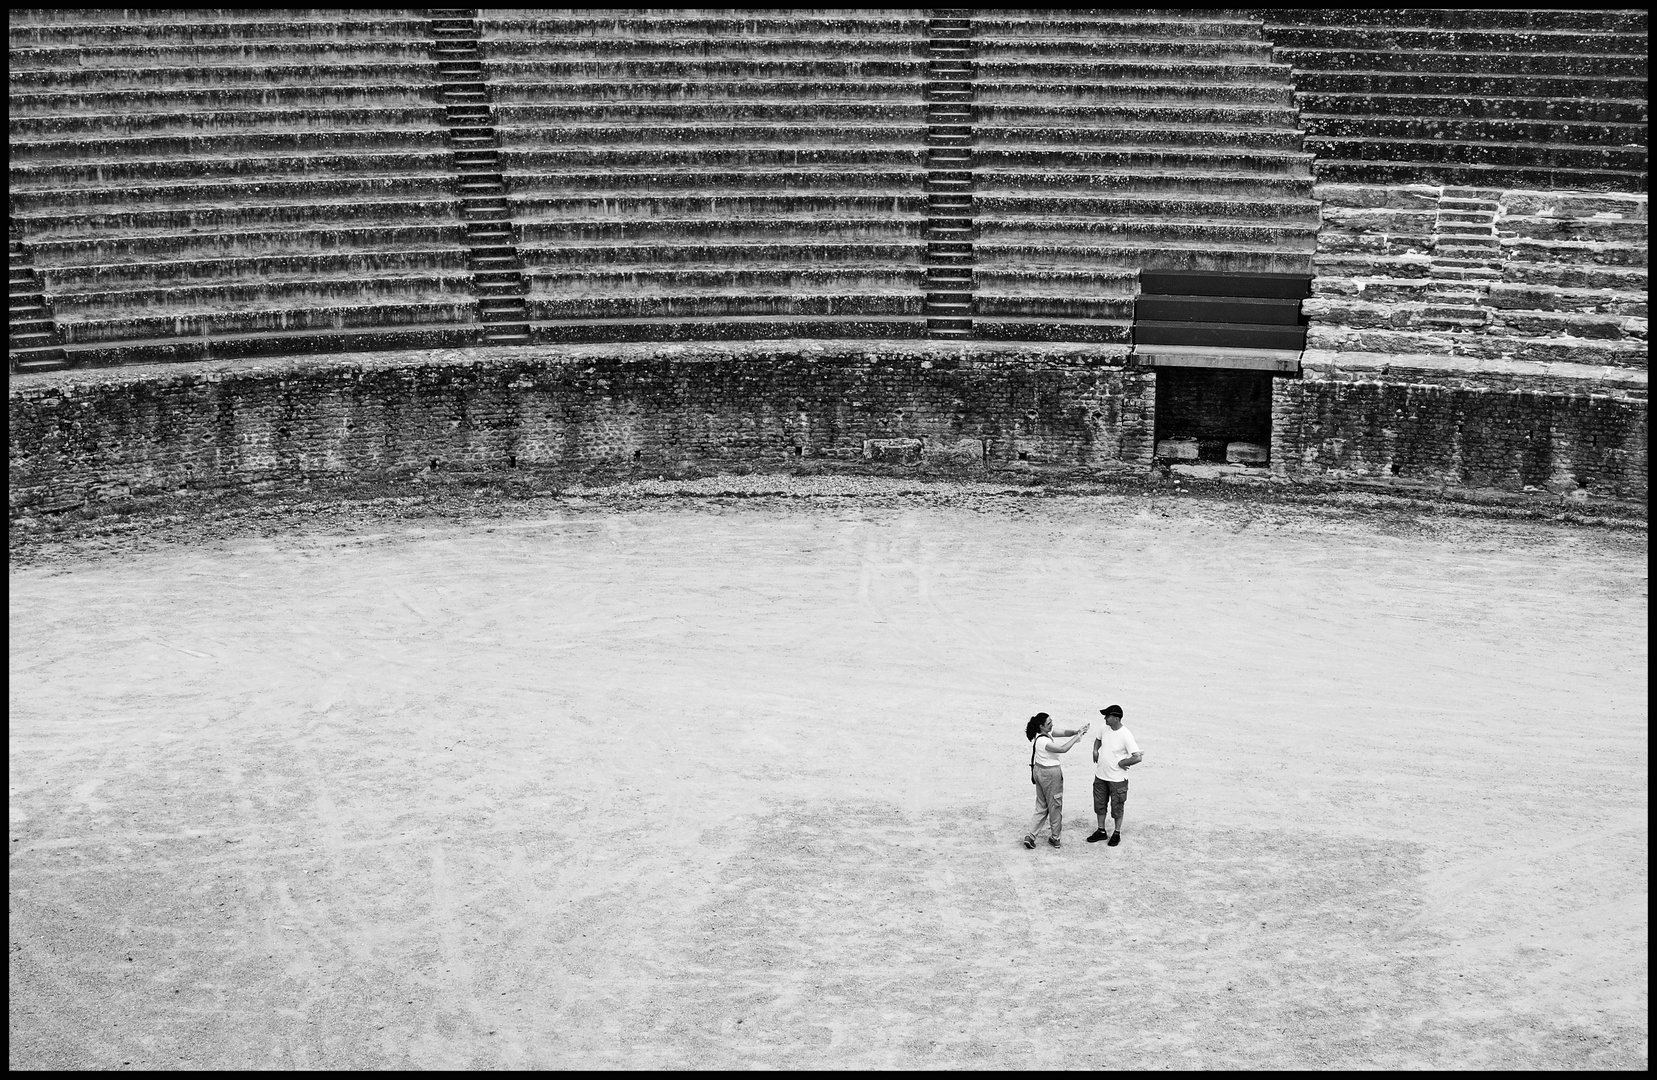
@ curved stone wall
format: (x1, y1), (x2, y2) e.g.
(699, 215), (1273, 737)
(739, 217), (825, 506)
(10, 340), (1644, 511)
(6, 341), (1157, 513)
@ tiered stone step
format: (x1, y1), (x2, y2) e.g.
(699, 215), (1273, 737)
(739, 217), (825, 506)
(8, 14), (436, 39)
(10, 85), (442, 120)
(1268, 9), (1648, 30)
(12, 104), (451, 136)
(523, 264), (925, 323)
(971, 10), (1317, 344)
(478, 9), (929, 343)
(1263, 11), (1648, 191)
(7, 11), (477, 365)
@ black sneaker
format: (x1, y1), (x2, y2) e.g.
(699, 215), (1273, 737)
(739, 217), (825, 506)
(1086, 829), (1108, 843)
(1048, 837), (1061, 848)
(1023, 836), (1036, 849)
(1106, 832), (1121, 846)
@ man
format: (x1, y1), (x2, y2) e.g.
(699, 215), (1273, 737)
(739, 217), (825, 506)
(1087, 705), (1142, 846)
(1023, 712), (1090, 849)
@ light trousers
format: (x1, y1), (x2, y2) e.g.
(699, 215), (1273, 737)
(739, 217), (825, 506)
(1027, 764), (1064, 840)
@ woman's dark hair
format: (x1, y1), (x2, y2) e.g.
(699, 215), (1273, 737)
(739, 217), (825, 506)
(1026, 712), (1050, 742)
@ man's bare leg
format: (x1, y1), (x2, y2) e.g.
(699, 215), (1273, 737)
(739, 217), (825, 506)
(1087, 809), (1110, 843)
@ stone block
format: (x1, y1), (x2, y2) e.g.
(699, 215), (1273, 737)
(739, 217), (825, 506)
(1155, 438), (1199, 461)
(921, 437), (987, 466)
(1225, 441), (1269, 464)
(863, 437), (921, 465)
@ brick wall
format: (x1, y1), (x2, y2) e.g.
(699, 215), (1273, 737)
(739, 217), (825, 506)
(1272, 375), (1647, 499)
(13, 338), (1647, 511)
(8, 341), (1157, 512)
(1284, 179), (1649, 499)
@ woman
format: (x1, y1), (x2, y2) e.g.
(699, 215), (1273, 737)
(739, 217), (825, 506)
(1024, 712), (1090, 849)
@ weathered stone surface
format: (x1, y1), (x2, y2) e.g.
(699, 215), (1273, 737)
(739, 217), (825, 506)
(864, 438), (922, 465)
(1272, 374), (1648, 499)
(1318, 208), (1437, 233)
(1499, 191), (1648, 220)
(1155, 438), (1199, 460)
(7, 341), (1162, 515)
(1305, 182), (1649, 394)
(1312, 184), (1441, 210)
(1492, 310), (1638, 340)
(1225, 441), (1269, 464)
(1487, 283), (1649, 316)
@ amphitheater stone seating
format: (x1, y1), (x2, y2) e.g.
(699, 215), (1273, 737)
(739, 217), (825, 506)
(5, 9), (1650, 504)
(1262, 10), (1649, 381)
(7, 9), (1647, 370)
(477, 9), (931, 343)
(8, 9), (477, 366)
(970, 9), (1318, 344)
(1263, 8), (1648, 192)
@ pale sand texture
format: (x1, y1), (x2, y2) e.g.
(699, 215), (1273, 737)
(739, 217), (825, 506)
(9, 490), (1648, 1068)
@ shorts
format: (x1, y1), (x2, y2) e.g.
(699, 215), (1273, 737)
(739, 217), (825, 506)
(1094, 777), (1128, 817)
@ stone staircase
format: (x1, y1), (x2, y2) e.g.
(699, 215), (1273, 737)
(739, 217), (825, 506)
(8, 235), (69, 373)
(1263, 9), (1649, 191)
(429, 8), (530, 345)
(8, 9), (477, 365)
(923, 10), (974, 339)
(476, 9), (929, 343)
(969, 9), (1319, 344)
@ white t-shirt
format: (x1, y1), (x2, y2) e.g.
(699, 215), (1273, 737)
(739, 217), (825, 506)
(1032, 734), (1063, 767)
(1094, 726), (1141, 781)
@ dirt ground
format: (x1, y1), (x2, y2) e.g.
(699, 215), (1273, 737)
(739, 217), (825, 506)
(9, 478), (1648, 1069)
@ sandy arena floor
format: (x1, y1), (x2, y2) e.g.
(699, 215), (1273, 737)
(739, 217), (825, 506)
(9, 482), (1649, 1069)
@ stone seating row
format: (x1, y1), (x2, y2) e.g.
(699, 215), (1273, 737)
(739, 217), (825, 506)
(8, 104), (447, 136)
(1292, 93), (1644, 125)
(1267, 8), (1645, 31)
(479, 57), (1321, 82)
(11, 43), (450, 68)
(9, 10), (474, 355)
(7, 12), (431, 37)
(11, 129), (448, 161)
(1267, 25), (1646, 57)
(479, 12), (1272, 37)
(10, 84), (439, 114)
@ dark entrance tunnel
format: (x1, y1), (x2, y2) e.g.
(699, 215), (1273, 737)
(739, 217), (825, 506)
(1153, 367), (1275, 463)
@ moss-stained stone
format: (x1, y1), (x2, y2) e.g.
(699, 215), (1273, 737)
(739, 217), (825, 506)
(8, 341), (1154, 515)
